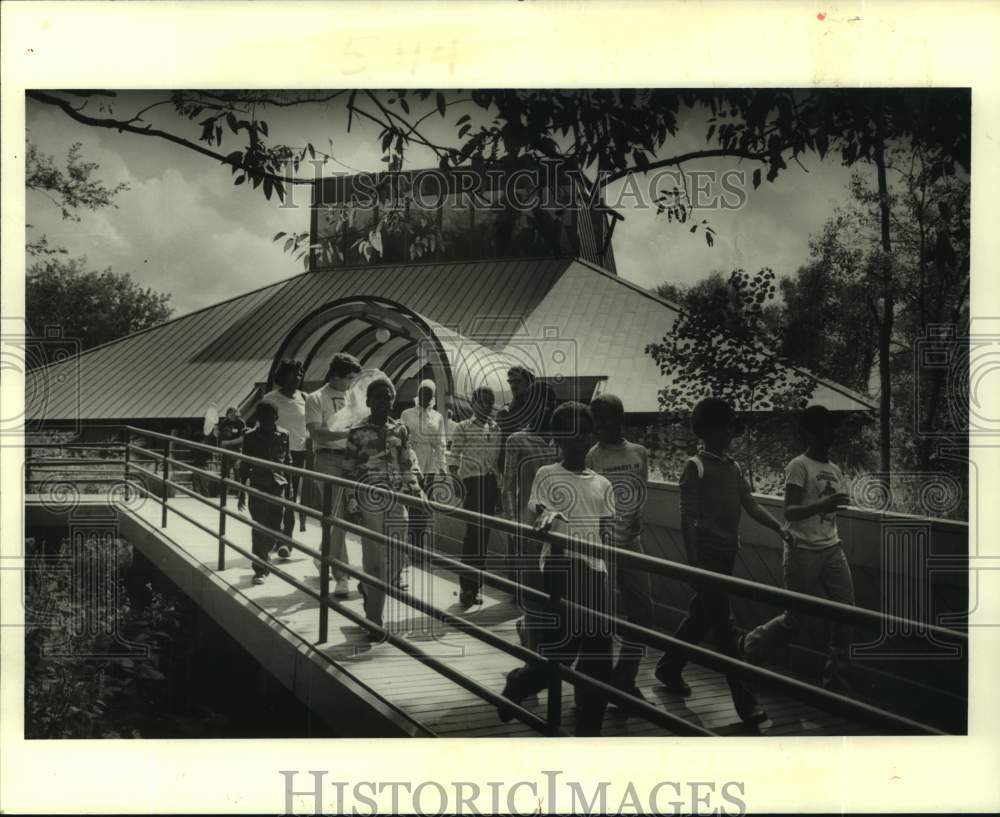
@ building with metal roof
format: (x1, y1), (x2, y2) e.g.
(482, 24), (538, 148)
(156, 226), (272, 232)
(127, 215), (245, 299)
(26, 167), (876, 430)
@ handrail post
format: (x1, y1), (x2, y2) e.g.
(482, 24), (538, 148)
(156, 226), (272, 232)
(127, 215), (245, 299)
(318, 481), (333, 644)
(543, 554), (563, 735)
(161, 436), (171, 528)
(123, 427), (131, 501)
(218, 452), (229, 571)
(545, 658), (562, 735)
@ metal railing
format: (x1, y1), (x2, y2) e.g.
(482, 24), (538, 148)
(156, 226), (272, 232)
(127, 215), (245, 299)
(28, 426), (967, 736)
(25, 437), (128, 489)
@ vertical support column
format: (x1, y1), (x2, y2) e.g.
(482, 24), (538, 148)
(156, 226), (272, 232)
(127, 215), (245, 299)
(318, 480), (333, 644)
(161, 437), (172, 528)
(218, 452), (229, 571)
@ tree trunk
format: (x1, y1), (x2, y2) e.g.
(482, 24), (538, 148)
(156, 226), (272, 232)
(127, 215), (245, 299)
(874, 134), (894, 481)
(919, 366), (946, 471)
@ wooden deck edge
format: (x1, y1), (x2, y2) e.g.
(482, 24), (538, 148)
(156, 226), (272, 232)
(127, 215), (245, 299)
(115, 506), (433, 738)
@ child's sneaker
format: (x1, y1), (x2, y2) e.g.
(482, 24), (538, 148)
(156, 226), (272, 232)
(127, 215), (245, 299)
(736, 702), (768, 726)
(458, 590), (481, 609)
(252, 575), (266, 586)
(497, 671), (523, 723)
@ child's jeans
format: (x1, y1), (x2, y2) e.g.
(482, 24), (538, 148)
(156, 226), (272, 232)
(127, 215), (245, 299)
(511, 518), (555, 652)
(281, 449), (308, 536)
(358, 502), (409, 629)
(504, 555), (613, 736)
(248, 489), (284, 578)
(741, 542), (855, 690)
(406, 473), (439, 564)
(310, 451), (350, 580)
(458, 474), (498, 596)
(656, 545), (758, 714)
(610, 532), (654, 691)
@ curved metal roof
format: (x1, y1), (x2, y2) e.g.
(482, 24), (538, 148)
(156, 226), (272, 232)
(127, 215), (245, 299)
(25, 256), (876, 424)
(27, 258), (569, 422)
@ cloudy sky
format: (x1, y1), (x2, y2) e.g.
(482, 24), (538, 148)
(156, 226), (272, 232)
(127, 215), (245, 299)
(25, 91), (866, 318)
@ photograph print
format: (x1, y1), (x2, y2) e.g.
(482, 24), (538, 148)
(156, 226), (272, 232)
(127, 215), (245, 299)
(21, 87), (970, 742)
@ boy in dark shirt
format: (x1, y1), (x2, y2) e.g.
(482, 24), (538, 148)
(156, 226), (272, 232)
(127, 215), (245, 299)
(654, 397), (791, 726)
(237, 402), (291, 586)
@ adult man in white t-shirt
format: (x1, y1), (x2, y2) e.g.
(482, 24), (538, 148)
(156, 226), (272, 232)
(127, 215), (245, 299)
(260, 359), (308, 549)
(305, 352), (361, 598)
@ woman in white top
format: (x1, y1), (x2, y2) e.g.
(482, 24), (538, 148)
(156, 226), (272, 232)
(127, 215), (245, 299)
(400, 380), (448, 475)
(400, 379), (448, 562)
(260, 359), (308, 542)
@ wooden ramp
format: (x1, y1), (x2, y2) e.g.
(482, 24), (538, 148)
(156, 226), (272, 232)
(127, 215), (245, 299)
(118, 496), (873, 738)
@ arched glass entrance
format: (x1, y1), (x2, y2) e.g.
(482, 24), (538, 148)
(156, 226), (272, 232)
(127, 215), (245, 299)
(268, 297), (514, 418)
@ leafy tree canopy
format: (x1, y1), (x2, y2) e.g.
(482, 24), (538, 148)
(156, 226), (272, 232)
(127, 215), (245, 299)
(27, 88), (969, 205)
(27, 257), (173, 351)
(27, 89), (969, 276)
(646, 267), (815, 415)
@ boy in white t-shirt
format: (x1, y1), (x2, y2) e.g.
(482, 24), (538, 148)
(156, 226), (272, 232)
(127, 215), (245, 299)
(740, 405), (856, 693)
(497, 402), (616, 737)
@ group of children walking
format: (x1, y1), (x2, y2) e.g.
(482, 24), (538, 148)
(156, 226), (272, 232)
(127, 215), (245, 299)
(227, 352), (858, 737)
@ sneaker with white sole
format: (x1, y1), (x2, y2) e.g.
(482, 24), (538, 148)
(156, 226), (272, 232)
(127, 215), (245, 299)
(276, 545), (291, 559)
(458, 590), (481, 608)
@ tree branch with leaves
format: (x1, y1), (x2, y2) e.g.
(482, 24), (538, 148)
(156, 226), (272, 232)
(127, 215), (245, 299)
(646, 268), (817, 489)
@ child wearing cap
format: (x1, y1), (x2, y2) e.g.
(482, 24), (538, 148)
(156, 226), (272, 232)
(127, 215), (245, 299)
(740, 405), (855, 693)
(655, 397), (791, 727)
